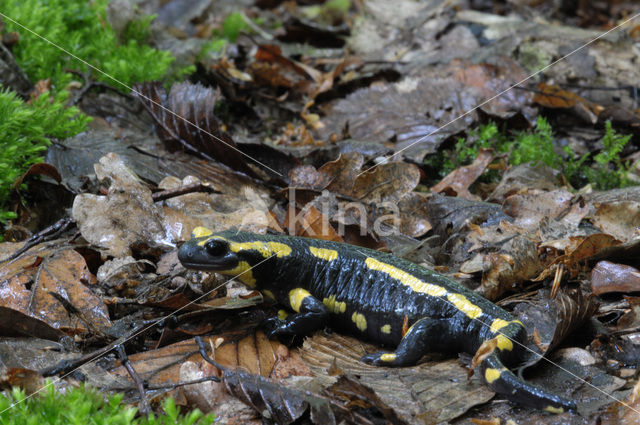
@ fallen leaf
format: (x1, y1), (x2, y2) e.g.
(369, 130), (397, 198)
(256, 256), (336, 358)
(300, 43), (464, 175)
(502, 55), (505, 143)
(135, 82), (258, 178)
(431, 148), (494, 200)
(590, 201), (640, 243)
(300, 333), (494, 424)
(591, 261), (640, 295)
(533, 82), (604, 123)
(351, 162), (420, 204)
(0, 243), (109, 337)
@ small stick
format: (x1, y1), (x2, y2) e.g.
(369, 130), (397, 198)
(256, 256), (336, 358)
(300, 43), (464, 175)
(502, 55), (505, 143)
(195, 336), (226, 372)
(0, 217), (73, 264)
(152, 182), (220, 202)
(116, 344), (151, 415)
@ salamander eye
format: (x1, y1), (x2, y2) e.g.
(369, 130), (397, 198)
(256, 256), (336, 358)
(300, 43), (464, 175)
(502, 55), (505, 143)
(205, 239), (228, 257)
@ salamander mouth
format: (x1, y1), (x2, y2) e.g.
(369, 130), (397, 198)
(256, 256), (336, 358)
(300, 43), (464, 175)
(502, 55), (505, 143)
(178, 241), (239, 271)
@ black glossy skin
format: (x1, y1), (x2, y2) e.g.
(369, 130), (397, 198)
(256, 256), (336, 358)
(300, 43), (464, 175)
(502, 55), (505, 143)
(179, 230), (577, 412)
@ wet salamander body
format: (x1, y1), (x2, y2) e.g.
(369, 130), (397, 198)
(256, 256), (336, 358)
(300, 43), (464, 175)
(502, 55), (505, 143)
(178, 228), (576, 413)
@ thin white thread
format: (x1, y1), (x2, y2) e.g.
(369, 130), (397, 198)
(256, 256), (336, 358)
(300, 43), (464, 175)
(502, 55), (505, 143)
(356, 11), (640, 178)
(0, 4), (638, 417)
(0, 11), (283, 177)
(0, 251), (283, 415)
(351, 248), (640, 415)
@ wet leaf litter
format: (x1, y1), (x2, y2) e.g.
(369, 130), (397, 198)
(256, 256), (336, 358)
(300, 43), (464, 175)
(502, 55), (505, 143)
(1, 0), (640, 424)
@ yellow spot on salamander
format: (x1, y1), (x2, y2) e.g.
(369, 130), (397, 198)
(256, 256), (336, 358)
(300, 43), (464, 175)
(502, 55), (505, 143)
(544, 406), (564, 414)
(351, 312), (367, 331)
(381, 324), (391, 334)
(495, 334), (513, 351)
(365, 257), (447, 297)
(262, 289), (275, 301)
(218, 261), (256, 287)
(309, 246), (338, 261)
(490, 318), (510, 333)
(323, 295), (346, 314)
(484, 368), (503, 384)
(277, 309), (288, 320)
(229, 241), (292, 258)
(446, 293), (482, 319)
(192, 226), (213, 238)
(289, 288), (311, 313)
(490, 318), (524, 333)
(379, 353), (396, 362)
(197, 235), (226, 247)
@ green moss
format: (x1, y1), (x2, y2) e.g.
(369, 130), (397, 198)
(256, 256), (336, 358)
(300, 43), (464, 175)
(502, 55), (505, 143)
(564, 120), (633, 190)
(325, 0), (351, 12)
(200, 12), (262, 58)
(0, 89), (90, 223)
(3, 0), (193, 92)
(510, 117), (561, 168)
(0, 385), (214, 425)
(222, 12), (252, 43)
(424, 118), (635, 191)
(0, 0), (195, 225)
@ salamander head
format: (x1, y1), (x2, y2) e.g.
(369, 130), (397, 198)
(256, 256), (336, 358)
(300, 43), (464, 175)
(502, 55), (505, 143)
(178, 227), (240, 271)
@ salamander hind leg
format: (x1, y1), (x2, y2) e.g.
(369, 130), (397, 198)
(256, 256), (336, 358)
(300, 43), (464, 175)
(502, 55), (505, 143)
(361, 317), (445, 367)
(262, 288), (329, 339)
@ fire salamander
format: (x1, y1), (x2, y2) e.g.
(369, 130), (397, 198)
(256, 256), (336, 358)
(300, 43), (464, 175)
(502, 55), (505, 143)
(178, 227), (577, 413)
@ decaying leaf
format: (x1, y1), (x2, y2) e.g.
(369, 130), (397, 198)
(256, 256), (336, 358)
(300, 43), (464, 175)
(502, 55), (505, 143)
(502, 189), (588, 232)
(0, 242), (110, 338)
(590, 201), (640, 243)
(478, 235), (543, 300)
(513, 289), (598, 365)
(591, 261), (640, 295)
(536, 233), (621, 281)
(300, 333), (494, 424)
(283, 204), (343, 242)
(432, 148), (494, 200)
(533, 82), (604, 123)
(135, 82), (258, 178)
(111, 331), (311, 388)
(318, 58), (533, 162)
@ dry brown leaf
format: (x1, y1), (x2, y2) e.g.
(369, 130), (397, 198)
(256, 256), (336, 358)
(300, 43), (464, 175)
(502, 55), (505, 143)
(536, 233), (621, 281)
(513, 289), (598, 364)
(300, 333), (494, 424)
(135, 82), (258, 178)
(319, 152), (364, 195)
(111, 331), (311, 387)
(590, 201), (640, 243)
(502, 189), (588, 231)
(431, 148), (493, 200)
(0, 243), (109, 337)
(351, 162), (420, 204)
(533, 82), (604, 123)
(284, 204), (343, 242)
(591, 261), (640, 295)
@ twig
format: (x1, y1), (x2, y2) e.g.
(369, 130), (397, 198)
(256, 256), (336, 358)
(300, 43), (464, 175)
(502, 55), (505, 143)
(65, 69), (132, 105)
(195, 336), (225, 372)
(116, 344), (151, 415)
(0, 217), (73, 264)
(40, 320), (153, 376)
(152, 182), (220, 203)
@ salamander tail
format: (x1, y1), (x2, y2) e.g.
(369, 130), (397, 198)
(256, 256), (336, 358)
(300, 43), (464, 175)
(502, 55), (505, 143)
(480, 353), (576, 413)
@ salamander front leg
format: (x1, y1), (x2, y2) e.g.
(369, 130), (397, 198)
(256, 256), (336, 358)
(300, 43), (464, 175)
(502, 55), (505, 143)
(361, 317), (445, 367)
(262, 288), (329, 339)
